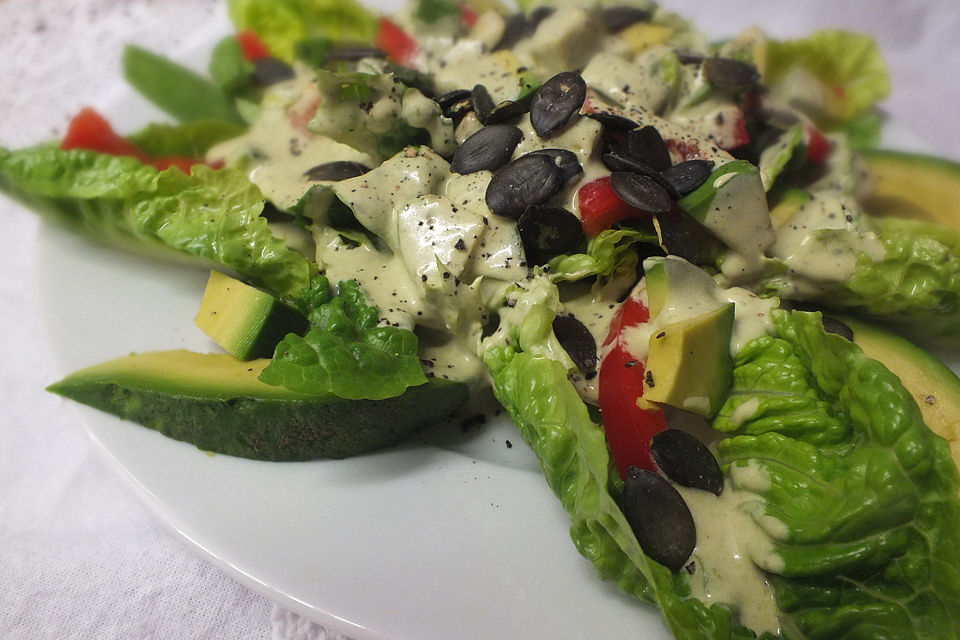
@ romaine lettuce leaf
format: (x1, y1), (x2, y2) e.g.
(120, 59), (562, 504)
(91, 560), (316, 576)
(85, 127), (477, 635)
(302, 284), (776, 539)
(126, 120), (246, 158)
(547, 228), (658, 283)
(0, 145), (312, 298)
(228, 0), (378, 62)
(714, 310), (960, 638)
(839, 216), (960, 344)
(260, 278), (427, 400)
(765, 30), (890, 126)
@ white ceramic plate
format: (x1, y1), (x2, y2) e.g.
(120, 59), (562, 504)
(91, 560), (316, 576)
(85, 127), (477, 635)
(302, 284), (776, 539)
(33, 6), (960, 640)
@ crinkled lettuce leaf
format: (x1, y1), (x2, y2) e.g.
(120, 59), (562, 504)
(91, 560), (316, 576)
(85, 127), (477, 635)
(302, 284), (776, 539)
(765, 30), (890, 126)
(228, 0), (378, 62)
(713, 310), (960, 638)
(547, 228), (658, 283)
(127, 120), (246, 158)
(260, 278), (427, 400)
(839, 217), (960, 344)
(0, 145), (312, 298)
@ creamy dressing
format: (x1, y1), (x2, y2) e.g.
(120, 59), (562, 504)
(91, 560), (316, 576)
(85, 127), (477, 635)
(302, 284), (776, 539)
(206, 67), (374, 211)
(678, 468), (784, 636)
(772, 192), (886, 297)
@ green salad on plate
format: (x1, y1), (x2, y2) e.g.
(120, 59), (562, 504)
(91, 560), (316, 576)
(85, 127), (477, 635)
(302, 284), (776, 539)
(4, 0), (960, 637)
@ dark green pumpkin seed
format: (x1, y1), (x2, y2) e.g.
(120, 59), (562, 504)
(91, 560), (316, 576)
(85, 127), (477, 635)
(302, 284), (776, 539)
(325, 46), (388, 61)
(485, 154), (563, 218)
(622, 467), (696, 572)
(675, 49), (705, 65)
(551, 314), (597, 375)
(485, 100), (526, 125)
(660, 160), (714, 196)
(602, 153), (679, 199)
(304, 161), (371, 181)
(702, 57), (759, 89)
(528, 6), (556, 29)
(493, 13), (529, 51)
(438, 90), (474, 125)
(530, 71), (586, 137)
(528, 148), (583, 182)
(821, 315), (854, 341)
(610, 172), (672, 214)
(252, 57), (295, 86)
(652, 210), (722, 266)
(626, 125), (672, 171)
(472, 84), (496, 124)
(587, 111), (640, 131)
(650, 430), (723, 496)
(517, 205), (584, 262)
(603, 6), (652, 32)
(450, 124), (523, 175)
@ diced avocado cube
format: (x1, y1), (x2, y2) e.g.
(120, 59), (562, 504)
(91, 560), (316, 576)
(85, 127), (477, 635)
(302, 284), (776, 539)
(643, 303), (735, 418)
(642, 255), (725, 321)
(769, 188), (813, 229)
(194, 270), (308, 360)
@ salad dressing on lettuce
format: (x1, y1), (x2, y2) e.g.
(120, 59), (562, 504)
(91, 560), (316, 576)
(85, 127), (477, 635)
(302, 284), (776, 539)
(12, 1), (959, 636)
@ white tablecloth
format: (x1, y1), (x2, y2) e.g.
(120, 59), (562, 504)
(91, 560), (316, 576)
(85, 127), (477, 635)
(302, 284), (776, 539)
(1, 1), (958, 638)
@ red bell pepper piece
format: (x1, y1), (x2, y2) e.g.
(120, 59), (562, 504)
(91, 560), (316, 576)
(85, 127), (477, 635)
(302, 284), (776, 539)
(720, 111), (750, 151)
(804, 125), (832, 164)
(61, 107), (145, 158)
(236, 30), (271, 61)
(375, 18), (419, 66)
(460, 4), (478, 27)
(598, 295), (667, 477)
(576, 176), (653, 237)
(61, 108), (207, 174)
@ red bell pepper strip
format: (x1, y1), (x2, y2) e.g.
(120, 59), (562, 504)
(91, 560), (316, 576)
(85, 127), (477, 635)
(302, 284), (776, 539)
(598, 295), (667, 477)
(804, 125), (832, 164)
(61, 108), (206, 173)
(376, 17), (419, 66)
(236, 30), (271, 61)
(460, 4), (478, 27)
(576, 176), (653, 237)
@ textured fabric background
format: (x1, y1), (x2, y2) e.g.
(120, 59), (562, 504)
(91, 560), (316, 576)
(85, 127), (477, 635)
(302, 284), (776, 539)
(1, 1), (958, 638)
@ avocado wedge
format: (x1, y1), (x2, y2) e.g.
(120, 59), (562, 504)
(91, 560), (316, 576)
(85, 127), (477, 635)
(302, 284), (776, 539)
(48, 350), (469, 461)
(841, 315), (960, 473)
(860, 149), (960, 230)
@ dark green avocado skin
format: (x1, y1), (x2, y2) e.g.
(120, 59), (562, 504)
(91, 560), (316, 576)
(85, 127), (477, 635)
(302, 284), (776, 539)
(49, 377), (469, 461)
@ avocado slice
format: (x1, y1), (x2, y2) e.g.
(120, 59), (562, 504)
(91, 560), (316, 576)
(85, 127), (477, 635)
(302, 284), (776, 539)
(643, 303), (735, 418)
(860, 149), (960, 230)
(48, 350), (469, 461)
(678, 160), (775, 271)
(194, 271), (308, 360)
(841, 315), (960, 470)
(769, 188), (812, 229)
(643, 255), (726, 319)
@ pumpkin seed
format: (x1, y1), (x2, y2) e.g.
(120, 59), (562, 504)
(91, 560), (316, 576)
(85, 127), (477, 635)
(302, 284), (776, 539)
(527, 148), (583, 182)
(650, 430), (723, 496)
(472, 84), (496, 124)
(587, 111), (639, 131)
(518, 205), (584, 263)
(609, 172), (672, 215)
(493, 13), (529, 51)
(252, 57), (295, 86)
(551, 314), (597, 374)
(325, 46), (388, 61)
(652, 210), (722, 266)
(660, 160), (714, 196)
(437, 89), (474, 125)
(485, 100), (526, 125)
(450, 124), (523, 175)
(622, 467), (696, 572)
(602, 153), (679, 199)
(702, 57), (759, 90)
(821, 315), (854, 341)
(528, 6), (555, 30)
(626, 125), (672, 172)
(304, 161), (371, 182)
(530, 71), (586, 137)
(485, 153), (564, 218)
(603, 6), (652, 33)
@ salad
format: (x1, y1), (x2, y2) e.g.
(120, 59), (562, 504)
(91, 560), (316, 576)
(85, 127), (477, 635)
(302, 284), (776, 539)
(4, 0), (960, 637)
